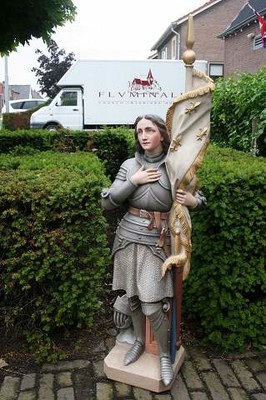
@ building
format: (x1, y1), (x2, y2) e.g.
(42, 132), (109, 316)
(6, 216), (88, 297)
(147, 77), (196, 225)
(218, 0), (266, 76)
(150, 0), (248, 79)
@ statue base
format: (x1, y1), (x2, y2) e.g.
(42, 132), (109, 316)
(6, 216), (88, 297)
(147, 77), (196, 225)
(104, 342), (185, 393)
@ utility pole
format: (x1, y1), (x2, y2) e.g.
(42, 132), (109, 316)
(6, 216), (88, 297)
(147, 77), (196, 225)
(4, 55), (10, 112)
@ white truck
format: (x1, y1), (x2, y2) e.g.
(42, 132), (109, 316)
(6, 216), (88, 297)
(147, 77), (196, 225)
(30, 59), (208, 130)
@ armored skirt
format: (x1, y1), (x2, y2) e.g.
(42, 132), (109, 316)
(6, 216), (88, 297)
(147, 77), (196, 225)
(102, 151), (174, 303)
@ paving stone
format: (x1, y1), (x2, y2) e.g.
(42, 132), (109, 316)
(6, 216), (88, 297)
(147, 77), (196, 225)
(93, 359), (105, 378)
(57, 371), (73, 387)
(188, 348), (212, 371)
(256, 372), (266, 390)
(38, 373), (55, 400)
(0, 376), (20, 400)
(251, 395), (266, 400)
(193, 355), (212, 371)
(245, 358), (266, 373)
(170, 374), (190, 399)
(202, 371), (230, 400)
(132, 386), (153, 399)
(191, 393), (209, 400)
(231, 360), (261, 391)
(20, 374), (36, 391)
(260, 355), (266, 368)
(18, 391), (37, 400)
(114, 381), (132, 397)
(57, 387), (75, 400)
(153, 393), (172, 399)
(73, 368), (95, 400)
(182, 361), (204, 390)
(228, 388), (250, 400)
(212, 359), (240, 387)
(96, 382), (114, 400)
(42, 359), (90, 372)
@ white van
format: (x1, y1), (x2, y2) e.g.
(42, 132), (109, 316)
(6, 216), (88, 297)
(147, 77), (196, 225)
(30, 59), (208, 130)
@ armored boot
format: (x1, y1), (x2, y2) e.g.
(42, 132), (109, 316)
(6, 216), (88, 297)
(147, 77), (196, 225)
(142, 302), (173, 386)
(124, 296), (145, 366)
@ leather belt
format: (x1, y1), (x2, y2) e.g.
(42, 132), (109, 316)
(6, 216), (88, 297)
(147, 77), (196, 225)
(128, 206), (169, 221)
(128, 206), (170, 256)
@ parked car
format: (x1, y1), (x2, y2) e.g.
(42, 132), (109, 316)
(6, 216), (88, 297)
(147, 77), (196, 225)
(1, 98), (46, 114)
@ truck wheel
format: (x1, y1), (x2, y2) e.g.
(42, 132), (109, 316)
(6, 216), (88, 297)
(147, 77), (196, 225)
(45, 124), (59, 131)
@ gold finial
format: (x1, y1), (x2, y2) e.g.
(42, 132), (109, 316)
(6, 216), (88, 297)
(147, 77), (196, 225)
(182, 14), (196, 66)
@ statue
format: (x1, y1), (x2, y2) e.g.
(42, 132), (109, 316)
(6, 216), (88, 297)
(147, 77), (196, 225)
(103, 15), (214, 392)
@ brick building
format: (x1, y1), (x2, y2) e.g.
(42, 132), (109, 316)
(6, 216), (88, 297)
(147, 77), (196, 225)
(150, 0), (252, 79)
(218, 0), (266, 76)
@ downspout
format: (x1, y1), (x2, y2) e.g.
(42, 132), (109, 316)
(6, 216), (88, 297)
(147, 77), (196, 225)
(171, 23), (181, 59)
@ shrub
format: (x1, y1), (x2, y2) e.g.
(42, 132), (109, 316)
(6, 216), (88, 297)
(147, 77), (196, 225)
(0, 127), (135, 180)
(183, 145), (266, 351)
(211, 67), (266, 156)
(0, 151), (110, 361)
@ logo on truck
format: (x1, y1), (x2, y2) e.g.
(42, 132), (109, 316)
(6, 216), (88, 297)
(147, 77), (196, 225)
(98, 67), (177, 105)
(130, 69), (162, 91)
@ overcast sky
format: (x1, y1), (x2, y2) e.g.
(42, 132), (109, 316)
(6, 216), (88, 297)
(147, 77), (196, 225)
(0, 0), (206, 91)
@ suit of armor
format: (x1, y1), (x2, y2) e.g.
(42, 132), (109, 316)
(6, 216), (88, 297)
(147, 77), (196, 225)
(102, 149), (206, 386)
(102, 151), (174, 302)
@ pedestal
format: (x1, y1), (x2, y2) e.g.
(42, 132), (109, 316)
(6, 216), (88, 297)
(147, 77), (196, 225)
(104, 341), (185, 393)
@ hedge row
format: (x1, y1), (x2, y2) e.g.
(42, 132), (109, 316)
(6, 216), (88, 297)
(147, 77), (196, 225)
(211, 67), (266, 156)
(184, 145), (266, 351)
(0, 128), (265, 355)
(0, 151), (110, 361)
(0, 127), (135, 180)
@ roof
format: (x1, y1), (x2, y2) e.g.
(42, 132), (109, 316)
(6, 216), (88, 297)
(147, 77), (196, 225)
(9, 85), (42, 99)
(150, 0), (223, 51)
(218, 0), (266, 37)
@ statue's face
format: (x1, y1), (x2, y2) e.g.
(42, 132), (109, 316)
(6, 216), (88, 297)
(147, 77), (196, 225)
(136, 118), (163, 155)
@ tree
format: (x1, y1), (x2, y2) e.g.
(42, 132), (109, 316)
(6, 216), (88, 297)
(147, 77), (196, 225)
(1, 0), (76, 54)
(32, 40), (76, 98)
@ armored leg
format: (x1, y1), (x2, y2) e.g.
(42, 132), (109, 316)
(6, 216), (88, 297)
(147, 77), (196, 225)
(124, 296), (145, 366)
(142, 302), (173, 386)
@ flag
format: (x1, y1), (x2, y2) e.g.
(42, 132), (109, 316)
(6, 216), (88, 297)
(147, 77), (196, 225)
(248, 2), (266, 48)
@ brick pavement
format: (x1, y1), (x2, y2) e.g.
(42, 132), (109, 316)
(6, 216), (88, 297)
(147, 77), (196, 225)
(0, 334), (265, 400)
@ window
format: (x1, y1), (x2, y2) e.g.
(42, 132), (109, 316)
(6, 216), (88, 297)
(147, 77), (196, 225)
(11, 101), (23, 109)
(171, 37), (177, 59)
(209, 63), (224, 80)
(253, 34), (263, 50)
(22, 100), (40, 109)
(161, 47), (168, 59)
(60, 91), (77, 106)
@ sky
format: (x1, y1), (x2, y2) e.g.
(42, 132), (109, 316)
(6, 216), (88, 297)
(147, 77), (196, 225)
(0, 0), (206, 92)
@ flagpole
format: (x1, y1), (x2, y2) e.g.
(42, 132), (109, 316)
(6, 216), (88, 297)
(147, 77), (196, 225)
(182, 14), (196, 92)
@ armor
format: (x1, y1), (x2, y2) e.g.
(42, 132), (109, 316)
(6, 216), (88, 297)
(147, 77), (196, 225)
(101, 152), (172, 254)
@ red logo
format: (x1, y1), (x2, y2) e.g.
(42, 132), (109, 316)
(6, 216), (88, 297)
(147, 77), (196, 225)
(129, 69), (162, 91)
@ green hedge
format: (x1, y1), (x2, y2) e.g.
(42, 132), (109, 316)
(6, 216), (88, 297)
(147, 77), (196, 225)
(0, 127), (135, 180)
(0, 151), (110, 361)
(211, 67), (266, 156)
(1, 128), (265, 355)
(183, 145), (266, 351)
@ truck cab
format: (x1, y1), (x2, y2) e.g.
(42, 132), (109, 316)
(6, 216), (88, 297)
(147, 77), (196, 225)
(30, 87), (83, 130)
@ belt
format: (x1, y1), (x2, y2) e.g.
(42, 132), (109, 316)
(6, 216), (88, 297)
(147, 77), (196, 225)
(128, 206), (170, 255)
(128, 206), (169, 221)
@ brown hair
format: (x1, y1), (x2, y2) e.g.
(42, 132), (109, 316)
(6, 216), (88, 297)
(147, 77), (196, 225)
(134, 114), (170, 154)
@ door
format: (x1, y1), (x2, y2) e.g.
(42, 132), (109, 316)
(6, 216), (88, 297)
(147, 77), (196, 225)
(54, 89), (83, 130)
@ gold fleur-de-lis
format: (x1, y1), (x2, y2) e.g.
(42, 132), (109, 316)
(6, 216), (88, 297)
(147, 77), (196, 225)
(185, 101), (201, 114)
(196, 127), (208, 141)
(170, 135), (182, 151)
